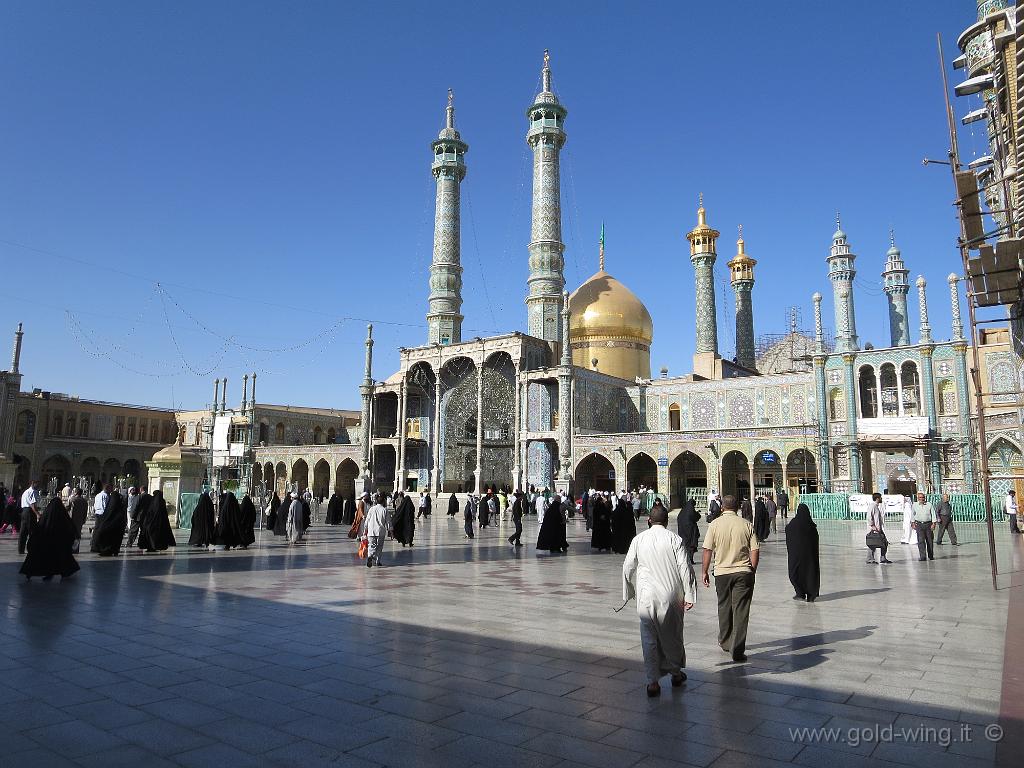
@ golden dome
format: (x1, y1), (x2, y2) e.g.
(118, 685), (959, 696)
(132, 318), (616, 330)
(569, 269), (654, 342)
(568, 267), (653, 380)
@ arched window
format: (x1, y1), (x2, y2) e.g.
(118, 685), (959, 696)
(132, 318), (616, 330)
(313, 426), (323, 445)
(327, 427), (337, 443)
(465, 416), (477, 439)
(858, 365), (877, 418)
(66, 414), (76, 436)
(828, 388), (845, 421)
(668, 403), (681, 431)
(259, 422), (269, 444)
(275, 423), (285, 442)
(938, 380), (957, 415)
(15, 411), (36, 443)
(900, 361), (922, 417)
(51, 412), (63, 436)
(79, 417), (89, 438)
(880, 363), (899, 417)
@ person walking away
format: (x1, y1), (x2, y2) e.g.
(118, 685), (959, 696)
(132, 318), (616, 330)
(632, 491), (642, 520)
(508, 491), (524, 547)
(485, 492), (499, 530)
(590, 494), (613, 552)
(363, 494), (388, 567)
(90, 489), (127, 556)
(866, 492), (892, 564)
(20, 498), (79, 581)
(706, 490), (722, 523)
(125, 487), (140, 545)
(69, 487), (88, 550)
(676, 498), (700, 564)
(740, 498), (753, 523)
(394, 492), (415, 546)
(348, 492), (368, 539)
(701, 494), (759, 663)
(785, 503), (820, 601)
(776, 487), (789, 519)
(753, 497), (770, 542)
(447, 492), (459, 518)
(60, 482), (72, 509)
(766, 495), (778, 534)
(1007, 490), (1020, 534)
(935, 493), (959, 546)
(611, 493), (638, 555)
(912, 492), (937, 561)
(417, 492), (427, 519)
(464, 495), (476, 539)
(536, 493), (568, 553)
(534, 491), (548, 526)
(286, 492), (304, 544)
(19, 480), (41, 555)
(622, 504), (696, 697)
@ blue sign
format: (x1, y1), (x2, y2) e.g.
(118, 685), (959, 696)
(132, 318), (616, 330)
(658, 457), (669, 467)
(758, 452), (777, 464)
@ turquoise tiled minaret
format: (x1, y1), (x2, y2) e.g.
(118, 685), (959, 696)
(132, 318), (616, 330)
(526, 50), (567, 343)
(728, 225), (757, 370)
(881, 232), (911, 347)
(427, 90), (468, 346)
(827, 215), (859, 353)
(686, 194), (720, 356)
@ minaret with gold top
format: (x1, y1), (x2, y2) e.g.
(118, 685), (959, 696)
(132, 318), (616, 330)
(686, 195), (721, 377)
(728, 225), (757, 370)
(526, 50), (568, 344)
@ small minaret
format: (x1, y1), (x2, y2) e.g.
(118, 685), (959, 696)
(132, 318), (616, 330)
(686, 194), (720, 357)
(881, 231), (911, 347)
(948, 273), (965, 340)
(359, 324), (374, 485)
(526, 50), (568, 343)
(727, 225), (757, 370)
(10, 323), (23, 373)
(916, 276), (932, 344)
(427, 89), (468, 346)
(827, 213), (859, 353)
(812, 292), (824, 354)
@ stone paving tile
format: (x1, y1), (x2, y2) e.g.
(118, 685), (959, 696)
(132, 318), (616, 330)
(349, 736), (477, 768)
(25, 719), (128, 758)
(263, 738), (383, 768)
(499, 689), (600, 717)
(171, 742), (267, 768)
(508, 706), (621, 741)
(523, 731), (647, 768)
(74, 744), (181, 768)
(192, 717), (300, 755)
(433, 734), (562, 768)
(0, 747), (79, 768)
(111, 719), (214, 756)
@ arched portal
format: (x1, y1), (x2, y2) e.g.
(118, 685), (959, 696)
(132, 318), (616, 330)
(312, 459), (331, 499)
(275, 462), (287, 496)
(439, 356), (478, 492)
(627, 452), (658, 492)
(14, 457), (31, 490)
(373, 445), (396, 493)
(102, 458), (121, 483)
(123, 459), (141, 483)
(721, 450), (750, 501)
(41, 455), (71, 488)
(575, 452), (616, 493)
(80, 457), (101, 483)
(526, 439), (558, 492)
(786, 449), (818, 496)
(336, 459), (359, 497)
(669, 451), (707, 509)
(752, 449), (782, 496)
(291, 459), (309, 491)
(251, 463), (263, 491)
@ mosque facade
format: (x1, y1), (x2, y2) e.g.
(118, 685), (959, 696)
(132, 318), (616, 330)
(349, 53), (1024, 508)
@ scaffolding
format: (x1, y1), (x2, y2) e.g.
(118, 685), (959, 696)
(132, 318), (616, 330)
(754, 305), (834, 374)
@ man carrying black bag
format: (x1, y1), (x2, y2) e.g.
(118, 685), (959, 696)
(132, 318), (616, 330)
(866, 492), (892, 564)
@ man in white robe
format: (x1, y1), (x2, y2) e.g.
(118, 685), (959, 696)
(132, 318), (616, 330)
(286, 492), (304, 544)
(622, 505), (697, 697)
(900, 494), (917, 545)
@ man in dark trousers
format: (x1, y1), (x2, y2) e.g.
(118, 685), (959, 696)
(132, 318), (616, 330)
(126, 486), (152, 547)
(18, 479), (41, 555)
(701, 494), (759, 663)
(776, 487), (789, 519)
(508, 491), (524, 547)
(935, 493), (959, 546)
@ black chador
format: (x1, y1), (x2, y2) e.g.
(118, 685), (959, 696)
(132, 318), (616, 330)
(676, 499), (700, 563)
(590, 496), (613, 552)
(272, 493), (290, 536)
(239, 495), (257, 548)
(447, 493), (459, 517)
(21, 498), (79, 580)
(536, 495), (568, 553)
(342, 493), (356, 525)
(90, 491), (127, 557)
(786, 504), (820, 601)
(753, 498), (771, 542)
(188, 493), (217, 547)
(324, 494), (343, 525)
(610, 498), (637, 555)
(215, 493), (245, 549)
(138, 490), (177, 551)
(267, 493), (281, 530)
(393, 494), (416, 546)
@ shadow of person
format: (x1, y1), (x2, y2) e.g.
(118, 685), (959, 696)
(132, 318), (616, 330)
(739, 625), (878, 673)
(813, 587), (890, 602)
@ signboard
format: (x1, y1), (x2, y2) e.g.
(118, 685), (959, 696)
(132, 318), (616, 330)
(229, 442), (245, 458)
(657, 457), (668, 467)
(856, 416), (929, 440)
(213, 416), (231, 451)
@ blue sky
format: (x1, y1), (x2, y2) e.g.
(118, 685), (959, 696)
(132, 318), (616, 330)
(0, 1), (987, 411)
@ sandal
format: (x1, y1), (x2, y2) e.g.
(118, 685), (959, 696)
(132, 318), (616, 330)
(646, 682), (661, 697)
(671, 672), (686, 687)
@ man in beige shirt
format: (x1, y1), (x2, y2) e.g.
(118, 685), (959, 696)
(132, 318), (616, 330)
(701, 494), (759, 662)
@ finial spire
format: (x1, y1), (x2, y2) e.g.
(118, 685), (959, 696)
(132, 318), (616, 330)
(599, 222), (605, 271)
(836, 210), (841, 230)
(542, 49), (551, 92)
(736, 224), (745, 254)
(697, 193), (706, 227)
(889, 228), (895, 248)
(446, 88), (454, 129)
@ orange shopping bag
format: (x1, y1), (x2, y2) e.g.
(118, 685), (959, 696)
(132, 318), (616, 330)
(357, 536), (368, 559)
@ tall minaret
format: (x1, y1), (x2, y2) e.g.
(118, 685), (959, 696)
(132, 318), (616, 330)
(427, 89), (468, 346)
(11, 322), (23, 373)
(526, 50), (568, 343)
(827, 214), (859, 353)
(881, 231), (911, 347)
(727, 225), (757, 370)
(686, 194), (720, 357)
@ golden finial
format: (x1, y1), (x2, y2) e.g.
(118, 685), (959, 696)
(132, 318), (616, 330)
(598, 222), (606, 272)
(737, 224), (745, 252)
(445, 88), (454, 129)
(544, 49), (550, 68)
(696, 192), (706, 227)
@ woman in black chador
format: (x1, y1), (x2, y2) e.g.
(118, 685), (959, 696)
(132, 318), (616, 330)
(239, 495), (257, 548)
(138, 490), (177, 551)
(272, 492), (290, 536)
(266, 492), (281, 530)
(610, 496), (637, 555)
(393, 493), (416, 547)
(676, 498), (700, 564)
(90, 490), (127, 557)
(536, 494), (568, 553)
(447, 493), (459, 518)
(786, 503), (820, 602)
(342, 493), (356, 525)
(753, 498), (771, 542)
(324, 493), (343, 525)
(214, 493), (245, 549)
(740, 498), (753, 522)
(21, 498), (79, 580)
(188, 492), (217, 548)
(590, 494), (613, 552)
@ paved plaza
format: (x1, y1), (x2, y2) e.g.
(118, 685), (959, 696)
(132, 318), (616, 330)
(2, 513), (1021, 768)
